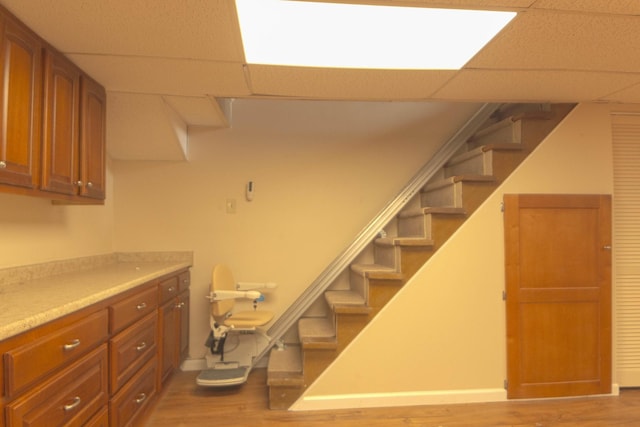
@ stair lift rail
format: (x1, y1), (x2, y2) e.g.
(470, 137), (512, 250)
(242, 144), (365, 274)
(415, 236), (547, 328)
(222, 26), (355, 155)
(255, 102), (502, 365)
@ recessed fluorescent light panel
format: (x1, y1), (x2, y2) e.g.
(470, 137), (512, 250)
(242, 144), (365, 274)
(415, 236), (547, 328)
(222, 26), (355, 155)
(235, 0), (515, 70)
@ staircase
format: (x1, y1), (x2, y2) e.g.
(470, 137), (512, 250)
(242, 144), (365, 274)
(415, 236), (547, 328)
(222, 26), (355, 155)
(266, 103), (575, 410)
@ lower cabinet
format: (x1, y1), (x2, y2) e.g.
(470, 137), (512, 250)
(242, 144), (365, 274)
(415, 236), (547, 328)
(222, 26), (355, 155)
(158, 272), (190, 389)
(0, 268), (190, 427)
(5, 344), (109, 426)
(109, 358), (157, 427)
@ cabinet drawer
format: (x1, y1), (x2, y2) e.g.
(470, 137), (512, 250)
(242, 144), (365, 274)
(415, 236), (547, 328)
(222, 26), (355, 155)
(110, 312), (157, 393)
(6, 344), (108, 427)
(85, 407), (109, 427)
(158, 276), (179, 304)
(178, 270), (190, 292)
(109, 356), (157, 427)
(4, 309), (109, 397)
(110, 286), (158, 334)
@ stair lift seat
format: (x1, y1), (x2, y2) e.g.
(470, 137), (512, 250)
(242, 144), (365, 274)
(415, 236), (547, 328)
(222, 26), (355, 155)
(196, 264), (275, 387)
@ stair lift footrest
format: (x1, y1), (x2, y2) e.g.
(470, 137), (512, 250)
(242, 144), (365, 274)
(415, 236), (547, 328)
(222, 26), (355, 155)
(196, 367), (250, 387)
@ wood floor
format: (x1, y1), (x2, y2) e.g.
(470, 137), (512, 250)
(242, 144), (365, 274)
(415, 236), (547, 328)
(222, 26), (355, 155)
(145, 369), (640, 427)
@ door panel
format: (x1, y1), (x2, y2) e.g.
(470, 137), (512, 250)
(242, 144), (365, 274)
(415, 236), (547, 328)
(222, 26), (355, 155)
(504, 194), (612, 399)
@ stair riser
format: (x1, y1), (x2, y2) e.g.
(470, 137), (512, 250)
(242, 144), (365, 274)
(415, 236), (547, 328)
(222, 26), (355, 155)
(468, 119), (522, 149)
(445, 151), (490, 177)
(374, 243), (399, 270)
(420, 183), (462, 208)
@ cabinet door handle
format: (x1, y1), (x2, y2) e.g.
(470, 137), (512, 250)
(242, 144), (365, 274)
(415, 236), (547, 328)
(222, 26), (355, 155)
(168, 287), (175, 293)
(136, 342), (147, 351)
(175, 302), (185, 309)
(86, 181), (93, 188)
(0, 160), (6, 169)
(63, 339), (81, 351)
(136, 302), (147, 310)
(135, 393), (147, 404)
(74, 180), (83, 187)
(63, 396), (82, 411)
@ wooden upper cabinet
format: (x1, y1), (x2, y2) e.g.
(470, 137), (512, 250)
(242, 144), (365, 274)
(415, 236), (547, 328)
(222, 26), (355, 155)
(0, 13), (42, 190)
(41, 48), (81, 197)
(79, 75), (106, 200)
(41, 49), (107, 201)
(0, 6), (107, 202)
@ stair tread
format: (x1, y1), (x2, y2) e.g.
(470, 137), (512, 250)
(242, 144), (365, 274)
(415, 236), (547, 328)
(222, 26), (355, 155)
(299, 317), (335, 340)
(447, 143), (522, 167)
(268, 344), (302, 375)
(350, 263), (403, 280)
(376, 236), (435, 247)
(325, 290), (365, 307)
(398, 206), (466, 219)
(424, 174), (495, 192)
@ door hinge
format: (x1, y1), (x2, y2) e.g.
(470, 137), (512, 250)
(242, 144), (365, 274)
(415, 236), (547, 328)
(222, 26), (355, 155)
(500, 201), (505, 212)
(502, 290), (507, 301)
(504, 379), (508, 389)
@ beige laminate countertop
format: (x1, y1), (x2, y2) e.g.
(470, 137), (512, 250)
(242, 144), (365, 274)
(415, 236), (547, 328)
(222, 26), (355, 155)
(0, 253), (192, 342)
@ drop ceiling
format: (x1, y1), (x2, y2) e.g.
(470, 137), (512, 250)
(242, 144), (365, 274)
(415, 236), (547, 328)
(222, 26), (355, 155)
(2, 0), (639, 159)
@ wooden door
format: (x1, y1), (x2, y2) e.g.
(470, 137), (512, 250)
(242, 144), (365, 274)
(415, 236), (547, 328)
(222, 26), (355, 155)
(79, 74), (106, 200)
(0, 13), (42, 189)
(41, 48), (80, 196)
(504, 194), (612, 399)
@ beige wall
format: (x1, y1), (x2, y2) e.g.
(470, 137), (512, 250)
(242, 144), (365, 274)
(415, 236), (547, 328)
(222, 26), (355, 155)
(294, 102), (632, 410)
(0, 163), (114, 268)
(111, 99), (482, 360)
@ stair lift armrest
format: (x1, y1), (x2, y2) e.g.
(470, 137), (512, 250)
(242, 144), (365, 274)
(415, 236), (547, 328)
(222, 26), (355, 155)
(207, 290), (262, 301)
(236, 282), (277, 291)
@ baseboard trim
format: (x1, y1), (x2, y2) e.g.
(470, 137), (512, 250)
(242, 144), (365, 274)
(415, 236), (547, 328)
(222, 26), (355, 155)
(180, 357), (207, 371)
(290, 388), (507, 411)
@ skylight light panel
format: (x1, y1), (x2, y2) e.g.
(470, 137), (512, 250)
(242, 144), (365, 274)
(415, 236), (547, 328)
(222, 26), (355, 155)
(235, 0), (516, 70)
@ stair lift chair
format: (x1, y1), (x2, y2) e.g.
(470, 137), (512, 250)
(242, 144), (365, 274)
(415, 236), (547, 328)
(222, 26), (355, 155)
(196, 264), (275, 387)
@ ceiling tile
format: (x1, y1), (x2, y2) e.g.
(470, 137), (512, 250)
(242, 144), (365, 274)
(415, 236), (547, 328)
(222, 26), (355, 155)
(0, 0), (244, 61)
(469, 10), (640, 73)
(433, 69), (640, 102)
(396, 0), (533, 8)
(247, 65), (456, 100)
(600, 82), (640, 103)
(67, 55), (251, 97)
(531, 0), (640, 15)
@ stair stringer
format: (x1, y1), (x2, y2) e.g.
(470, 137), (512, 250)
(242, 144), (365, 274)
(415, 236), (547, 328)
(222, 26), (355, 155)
(266, 103), (575, 410)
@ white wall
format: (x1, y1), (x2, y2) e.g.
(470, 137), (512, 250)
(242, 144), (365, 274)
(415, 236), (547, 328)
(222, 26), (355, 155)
(294, 103), (631, 410)
(0, 163), (114, 268)
(111, 99), (482, 360)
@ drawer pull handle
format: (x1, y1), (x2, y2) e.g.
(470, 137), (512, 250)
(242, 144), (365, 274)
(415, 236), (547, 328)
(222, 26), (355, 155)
(136, 302), (147, 310)
(63, 339), (81, 351)
(168, 287), (175, 292)
(135, 393), (147, 404)
(64, 396), (81, 411)
(136, 342), (147, 351)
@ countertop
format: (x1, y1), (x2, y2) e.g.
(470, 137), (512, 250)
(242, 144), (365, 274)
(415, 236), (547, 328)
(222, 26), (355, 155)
(0, 252), (192, 341)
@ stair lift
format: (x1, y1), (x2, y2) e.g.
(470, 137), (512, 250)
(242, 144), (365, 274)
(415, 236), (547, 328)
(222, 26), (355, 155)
(196, 264), (275, 387)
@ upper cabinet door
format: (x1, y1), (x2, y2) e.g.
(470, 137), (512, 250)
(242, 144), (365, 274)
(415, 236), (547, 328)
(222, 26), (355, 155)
(41, 48), (81, 196)
(0, 14), (42, 189)
(79, 75), (106, 200)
